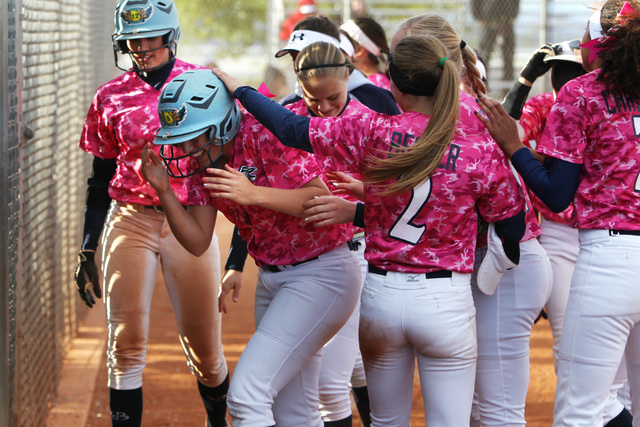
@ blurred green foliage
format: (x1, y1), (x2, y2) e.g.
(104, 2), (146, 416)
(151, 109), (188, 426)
(175, 0), (267, 51)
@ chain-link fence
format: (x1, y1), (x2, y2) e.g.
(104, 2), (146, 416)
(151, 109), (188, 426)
(1, 0), (117, 425)
(0, 0), (597, 425)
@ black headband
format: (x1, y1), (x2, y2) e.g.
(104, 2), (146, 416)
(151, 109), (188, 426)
(295, 62), (348, 73)
(388, 58), (437, 96)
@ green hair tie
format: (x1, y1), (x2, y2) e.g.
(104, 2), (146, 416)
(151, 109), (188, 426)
(439, 57), (448, 68)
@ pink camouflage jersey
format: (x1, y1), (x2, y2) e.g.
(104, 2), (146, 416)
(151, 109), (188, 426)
(211, 113), (352, 267)
(478, 172), (541, 248)
(368, 73), (391, 91)
(79, 59), (211, 206)
(520, 92), (574, 224)
(537, 71), (640, 230)
(287, 98), (371, 236)
(459, 90), (488, 134)
(306, 110), (526, 274)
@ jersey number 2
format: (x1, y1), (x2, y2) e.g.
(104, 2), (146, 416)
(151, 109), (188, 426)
(389, 178), (432, 245)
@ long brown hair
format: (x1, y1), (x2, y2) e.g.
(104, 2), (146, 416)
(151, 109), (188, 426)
(395, 14), (486, 96)
(597, 11), (640, 97)
(365, 35), (459, 195)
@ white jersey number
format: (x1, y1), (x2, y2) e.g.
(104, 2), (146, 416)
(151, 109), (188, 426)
(389, 178), (432, 245)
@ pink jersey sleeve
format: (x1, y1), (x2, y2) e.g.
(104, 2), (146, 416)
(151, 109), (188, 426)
(79, 92), (120, 159)
(519, 92), (573, 224)
(520, 92), (553, 149)
(213, 114), (351, 266)
(537, 79), (589, 164)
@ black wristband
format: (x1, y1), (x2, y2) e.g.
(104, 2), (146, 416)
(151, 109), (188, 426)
(225, 226), (248, 272)
(353, 202), (366, 228)
(502, 82), (532, 120)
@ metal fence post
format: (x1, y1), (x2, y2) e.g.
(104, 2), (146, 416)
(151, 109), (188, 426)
(0, 0), (21, 424)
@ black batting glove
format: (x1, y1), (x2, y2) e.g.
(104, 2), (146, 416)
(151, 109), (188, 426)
(74, 250), (102, 308)
(519, 44), (554, 83)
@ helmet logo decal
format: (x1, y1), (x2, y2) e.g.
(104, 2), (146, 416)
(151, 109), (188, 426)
(160, 104), (187, 127)
(122, 5), (153, 24)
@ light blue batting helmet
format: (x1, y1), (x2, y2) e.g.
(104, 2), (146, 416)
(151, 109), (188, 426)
(112, 0), (180, 69)
(153, 69), (241, 177)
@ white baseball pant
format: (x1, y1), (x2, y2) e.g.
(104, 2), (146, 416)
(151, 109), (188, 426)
(553, 229), (640, 426)
(471, 238), (552, 426)
(319, 236), (366, 422)
(226, 243), (361, 427)
(540, 218), (630, 423)
(359, 269), (477, 427)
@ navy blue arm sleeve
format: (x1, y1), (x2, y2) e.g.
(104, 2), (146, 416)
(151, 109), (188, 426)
(510, 147), (581, 213)
(225, 226), (249, 272)
(353, 202), (366, 228)
(81, 156), (116, 251)
(235, 86), (313, 152)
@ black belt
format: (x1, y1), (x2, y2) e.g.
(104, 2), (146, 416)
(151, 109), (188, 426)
(368, 264), (452, 279)
(263, 242), (358, 272)
(610, 229), (640, 236)
(263, 256), (319, 272)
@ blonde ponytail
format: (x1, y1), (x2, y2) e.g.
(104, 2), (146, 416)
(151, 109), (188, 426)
(366, 35), (459, 195)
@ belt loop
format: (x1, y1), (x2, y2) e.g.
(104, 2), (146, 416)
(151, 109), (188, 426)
(609, 229), (619, 237)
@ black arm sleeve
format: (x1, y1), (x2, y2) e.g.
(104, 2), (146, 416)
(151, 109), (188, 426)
(494, 210), (526, 242)
(502, 81), (532, 120)
(235, 86), (313, 152)
(81, 157), (116, 251)
(353, 202), (366, 228)
(494, 209), (526, 265)
(510, 147), (581, 213)
(224, 226), (249, 272)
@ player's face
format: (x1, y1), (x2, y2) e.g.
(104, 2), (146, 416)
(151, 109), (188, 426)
(178, 133), (211, 167)
(178, 132), (234, 168)
(300, 75), (349, 117)
(127, 36), (170, 70)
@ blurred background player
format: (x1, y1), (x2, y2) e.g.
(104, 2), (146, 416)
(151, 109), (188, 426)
(280, 0), (320, 42)
(74, 1), (229, 426)
(340, 17), (391, 90)
(472, 0), (521, 84)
